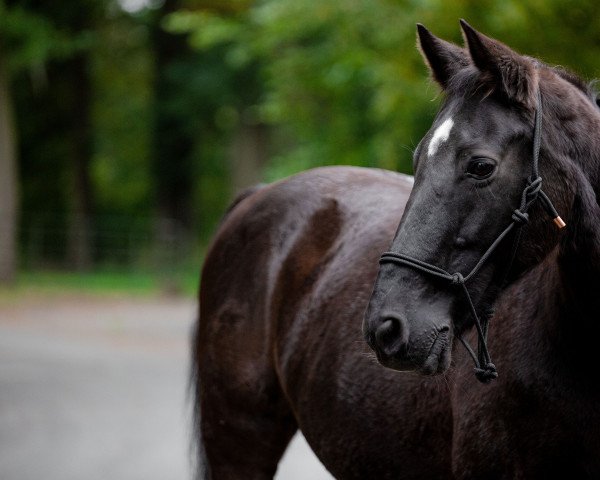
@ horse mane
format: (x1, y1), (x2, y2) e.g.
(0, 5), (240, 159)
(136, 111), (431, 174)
(552, 66), (600, 109)
(445, 55), (600, 112)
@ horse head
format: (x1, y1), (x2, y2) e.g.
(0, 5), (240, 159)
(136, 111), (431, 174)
(363, 20), (600, 378)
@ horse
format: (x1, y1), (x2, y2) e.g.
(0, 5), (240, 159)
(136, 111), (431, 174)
(193, 20), (600, 479)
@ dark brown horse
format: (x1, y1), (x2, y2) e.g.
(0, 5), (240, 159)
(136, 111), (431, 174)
(193, 21), (600, 479)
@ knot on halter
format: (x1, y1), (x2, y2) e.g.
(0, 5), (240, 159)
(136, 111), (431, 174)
(474, 362), (498, 384)
(511, 209), (529, 225)
(524, 176), (542, 201)
(451, 272), (465, 285)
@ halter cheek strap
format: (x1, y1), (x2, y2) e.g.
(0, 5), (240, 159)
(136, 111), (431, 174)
(379, 90), (565, 383)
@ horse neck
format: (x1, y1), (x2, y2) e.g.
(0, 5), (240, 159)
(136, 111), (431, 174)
(534, 152), (600, 376)
(557, 126), (600, 321)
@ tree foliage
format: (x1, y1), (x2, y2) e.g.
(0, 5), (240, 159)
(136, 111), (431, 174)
(5, 0), (600, 270)
(169, 0), (600, 182)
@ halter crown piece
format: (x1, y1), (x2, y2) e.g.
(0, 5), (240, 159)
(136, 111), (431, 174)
(379, 89), (565, 383)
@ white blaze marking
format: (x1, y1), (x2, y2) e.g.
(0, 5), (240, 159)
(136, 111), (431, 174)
(428, 117), (454, 157)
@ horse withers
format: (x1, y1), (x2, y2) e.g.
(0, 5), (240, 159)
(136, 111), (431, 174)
(194, 21), (600, 479)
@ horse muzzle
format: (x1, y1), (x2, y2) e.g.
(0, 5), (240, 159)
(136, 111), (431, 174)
(364, 311), (452, 375)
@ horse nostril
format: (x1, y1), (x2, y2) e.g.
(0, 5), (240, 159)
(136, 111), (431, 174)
(374, 314), (409, 357)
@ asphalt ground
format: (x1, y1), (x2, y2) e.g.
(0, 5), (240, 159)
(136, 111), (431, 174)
(0, 294), (333, 480)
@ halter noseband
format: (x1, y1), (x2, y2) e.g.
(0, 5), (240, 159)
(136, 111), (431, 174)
(379, 90), (565, 383)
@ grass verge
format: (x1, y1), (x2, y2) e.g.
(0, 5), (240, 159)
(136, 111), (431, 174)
(0, 267), (200, 300)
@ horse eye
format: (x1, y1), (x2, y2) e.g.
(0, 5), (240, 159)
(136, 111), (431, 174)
(466, 159), (495, 179)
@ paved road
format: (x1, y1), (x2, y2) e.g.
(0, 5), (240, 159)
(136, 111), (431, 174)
(0, 295), (333, 480)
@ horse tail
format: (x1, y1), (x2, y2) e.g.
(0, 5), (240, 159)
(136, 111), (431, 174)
(191, 182), (266, 479)
(190, 311), (208, 479)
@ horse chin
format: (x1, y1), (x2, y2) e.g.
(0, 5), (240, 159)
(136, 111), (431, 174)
(375, 331), (452, 376)
(375, 353), (416, 372)
(418, 329), (451, 375)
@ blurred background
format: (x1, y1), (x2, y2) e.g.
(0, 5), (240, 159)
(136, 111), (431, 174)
(1, 0), (599, 289)
(0, 0), (597, 479)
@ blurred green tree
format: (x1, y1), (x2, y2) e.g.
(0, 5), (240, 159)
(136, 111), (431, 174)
(0, 38), (17, 283)
(4, 0), (108, 272)
(169, 0), (600, 185)
(0, 0), (101, 279)
(149, 0), (267, 240)
(148, 0), (196, 232)
(4, 0), (600, 277)
(168, 0), (438, 182)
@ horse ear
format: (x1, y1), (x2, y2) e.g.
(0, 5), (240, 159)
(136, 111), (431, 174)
(460, 19), (537, 108)
(417, 23), (469, 90)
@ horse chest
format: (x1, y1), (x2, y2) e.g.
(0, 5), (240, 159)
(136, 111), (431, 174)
(451, 378), (600, 479)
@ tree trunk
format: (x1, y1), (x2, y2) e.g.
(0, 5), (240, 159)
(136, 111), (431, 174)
(65, 54), (94, 271)
(147, 0), (196, 291)
(0, 54), (19, 284)
(150, 0), (194, 230)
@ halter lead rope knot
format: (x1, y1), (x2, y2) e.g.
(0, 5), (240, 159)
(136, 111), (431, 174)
(379, 89), (565, 383)
(524, 176), (542, 200)
(474, 363), (498, 383)
(511, 210), (529, 225)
